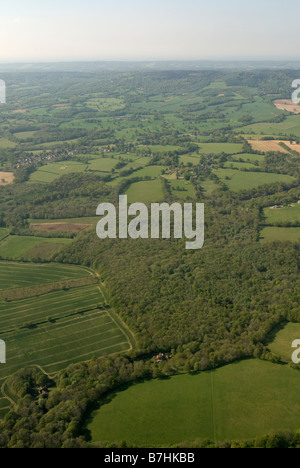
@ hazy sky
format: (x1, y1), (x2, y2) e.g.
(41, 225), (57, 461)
(0, 0), (299, 62)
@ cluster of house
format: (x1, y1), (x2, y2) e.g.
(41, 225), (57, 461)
(12, 150), (76, 170)
(269, 200), (300, 210)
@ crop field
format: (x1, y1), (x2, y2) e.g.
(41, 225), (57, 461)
(248, 140), (290, 154)
(87, 359), (300, 446)
(273, 100), (300, 114)
(0, 172), (14, 185)
(0, 261), (92, 291)
(31, 223), (90, 233)
(0, 285), (131, 391)
(268, 323), (300, 361)
(0, 261), (133, 414)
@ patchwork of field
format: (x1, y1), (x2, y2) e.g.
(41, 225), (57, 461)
(87, 359), (300, 446)
(273, 100), (300, 114)
(0, 261), (133, 415)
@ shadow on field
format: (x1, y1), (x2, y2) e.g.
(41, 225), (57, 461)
(265, 321), (288, 346)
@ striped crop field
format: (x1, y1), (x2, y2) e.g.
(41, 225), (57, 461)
(0, 261), (92, 291)
(0, 262), (134, 416)
(0, 285), (132, 380)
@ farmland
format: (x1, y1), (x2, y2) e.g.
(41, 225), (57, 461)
(0, 67), (300, 447)
(0, 261), (133, 416)
(87, 359), (300, 446)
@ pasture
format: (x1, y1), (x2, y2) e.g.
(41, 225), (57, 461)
(260, 227), (300, 243)
(87, 359), (300, 446)
(29, 161), (86, 183)
(0, 235), (71, 260)
(263, 204), (300, 225)
(214, 168), (294, 192)
(268, 322), (300, 361)
(197, 142), (243, 154)
(239, 116), (300, 138)
(126, 180), (164, 204)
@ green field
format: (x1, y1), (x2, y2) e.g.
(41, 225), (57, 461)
(214, 168), (295, 192)
(0, 235), (71, 260)
(231, 153), (266, 163)
(0, 138), (17, 148)
(126, 179), (164, 204)
(88, 157), (118, 172)
(0, 229), (8, 242)
(29, 161), (86, 183)
(238, 116), (300, 138)
(0, 261), (92, 291)
(169, 179), (195, 200)
(263, 204), (300, 225)
(197, 142), (243, 154)
(269, 323), (300, 361)
(87, 359), (300, 446)
(260, 227), (300, 243)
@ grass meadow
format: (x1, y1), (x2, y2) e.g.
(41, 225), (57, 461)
(87, 359), (300, 446)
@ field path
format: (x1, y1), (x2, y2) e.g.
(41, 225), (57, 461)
(1, 381), (16, 407)
(210, 371), (217, 443)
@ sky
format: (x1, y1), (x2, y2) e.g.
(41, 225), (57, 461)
(0, 0), (299, 62)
